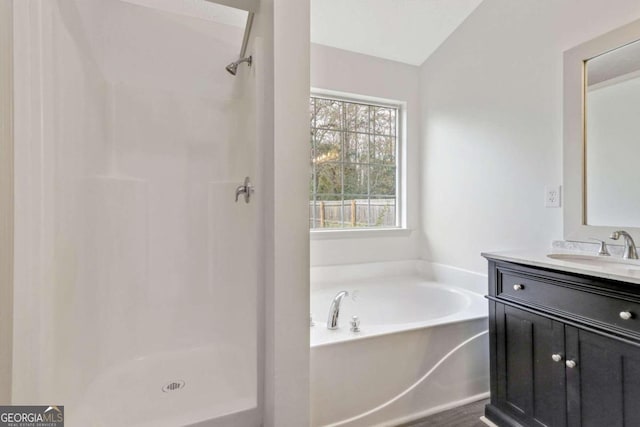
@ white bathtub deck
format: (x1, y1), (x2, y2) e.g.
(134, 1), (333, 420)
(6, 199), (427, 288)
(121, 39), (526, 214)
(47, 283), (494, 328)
(310, 260), (490, 427)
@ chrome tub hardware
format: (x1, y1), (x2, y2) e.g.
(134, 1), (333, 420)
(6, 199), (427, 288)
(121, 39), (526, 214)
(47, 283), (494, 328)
(513, 284), (524, 291)
(350, 316), (360, 333)
(235, 176), (254, 203)
(620, 311), (633, 320)
(327, 290), (349, 330)
(609, 230), (638, 259)
(552, 354), (563, 362)
(589, 238), (611, 256)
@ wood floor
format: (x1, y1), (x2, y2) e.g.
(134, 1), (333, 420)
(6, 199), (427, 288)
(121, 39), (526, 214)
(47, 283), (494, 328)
(398, 399), (489, 427)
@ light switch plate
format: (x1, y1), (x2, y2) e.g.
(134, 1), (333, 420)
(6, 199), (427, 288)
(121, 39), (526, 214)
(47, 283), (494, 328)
(545, 185), (561, 208)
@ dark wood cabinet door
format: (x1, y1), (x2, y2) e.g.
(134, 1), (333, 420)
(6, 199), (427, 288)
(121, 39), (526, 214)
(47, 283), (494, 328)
(565, 326), (640, 427)
(495, 304), (567, 427)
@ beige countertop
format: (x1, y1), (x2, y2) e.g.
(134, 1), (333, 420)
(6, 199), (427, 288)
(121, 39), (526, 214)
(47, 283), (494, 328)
(482, 248), (640, 285)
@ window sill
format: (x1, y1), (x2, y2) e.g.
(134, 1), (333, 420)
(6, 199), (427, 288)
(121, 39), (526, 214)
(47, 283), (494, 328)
(310, 228), (413, 240)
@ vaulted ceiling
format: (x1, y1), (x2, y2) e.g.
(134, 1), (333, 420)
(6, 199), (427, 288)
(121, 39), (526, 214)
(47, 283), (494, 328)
(311, 0), (484, 66)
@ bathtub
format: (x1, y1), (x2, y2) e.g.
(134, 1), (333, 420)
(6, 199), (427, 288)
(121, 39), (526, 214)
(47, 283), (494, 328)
(310, 261), (489, 427)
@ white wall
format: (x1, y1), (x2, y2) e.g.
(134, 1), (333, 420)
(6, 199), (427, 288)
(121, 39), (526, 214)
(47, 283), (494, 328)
(262, 0), (311, 426)
(310, 44), (421, 266)
(419, 0), (640, 273)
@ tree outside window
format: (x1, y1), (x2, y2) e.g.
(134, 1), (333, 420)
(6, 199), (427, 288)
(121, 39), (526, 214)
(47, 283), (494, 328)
(309, 95), (399, 229)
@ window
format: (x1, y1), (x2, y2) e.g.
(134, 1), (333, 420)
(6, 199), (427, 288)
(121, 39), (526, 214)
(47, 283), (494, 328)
(309, 94), (400, 230)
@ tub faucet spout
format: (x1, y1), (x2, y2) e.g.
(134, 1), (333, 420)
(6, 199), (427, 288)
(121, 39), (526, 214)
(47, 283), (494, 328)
(327, 291), (349, 330)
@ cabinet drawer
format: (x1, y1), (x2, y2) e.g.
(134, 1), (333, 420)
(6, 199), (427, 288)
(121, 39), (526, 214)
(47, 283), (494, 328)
(498, 270), (640, 336)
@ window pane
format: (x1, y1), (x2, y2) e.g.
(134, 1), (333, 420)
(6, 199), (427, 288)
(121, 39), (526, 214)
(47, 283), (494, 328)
(309, 200), (319, 228)
(316, 193), (342, 201)
(369, 197), (396, 227)
(310, 98), (315, 127)
(390, 109), (397, 136)
(370, 135), (395, 164)
(315, 98), (342, 130)
(343, 196), (369, 228)
(315, 163), (342, 195)
(345, 132), (368, 164)
(369, 165), (396, 195)
(343, 163), (368, 195)
(314, 195), (344, 228)
(324, 199), (343, 228)
(310, 129), (316, 165)
(346, 103), (370, 133)
(314, 129), (342, 162)
(373, 107), (393, 135)
(310, 162), (316, 195)
(340, 200), (352, 229)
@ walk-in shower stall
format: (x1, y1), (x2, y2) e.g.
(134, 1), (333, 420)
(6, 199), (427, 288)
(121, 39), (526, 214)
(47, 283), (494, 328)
(12, 0), (264, 425)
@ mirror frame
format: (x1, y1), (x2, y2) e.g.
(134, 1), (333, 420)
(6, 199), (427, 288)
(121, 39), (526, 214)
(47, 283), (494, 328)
(563, 17), (640, 244)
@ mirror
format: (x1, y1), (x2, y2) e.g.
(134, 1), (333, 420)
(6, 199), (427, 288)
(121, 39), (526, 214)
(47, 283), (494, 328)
(585, 40), (640, 227)
(564, 18), (640, 243)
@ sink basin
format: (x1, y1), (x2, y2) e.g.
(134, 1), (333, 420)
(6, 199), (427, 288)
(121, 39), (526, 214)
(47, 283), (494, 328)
(546, 253), (640, 271)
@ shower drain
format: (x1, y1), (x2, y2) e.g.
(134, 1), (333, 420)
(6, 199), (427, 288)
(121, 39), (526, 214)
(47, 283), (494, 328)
(162, 380), (186, 393)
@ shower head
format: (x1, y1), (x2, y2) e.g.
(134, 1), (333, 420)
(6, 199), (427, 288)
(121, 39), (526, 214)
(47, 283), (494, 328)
(225, 56), (252, 76)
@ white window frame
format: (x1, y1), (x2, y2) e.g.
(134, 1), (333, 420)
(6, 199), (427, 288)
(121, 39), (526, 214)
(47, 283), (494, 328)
(309, 89), (408, 239)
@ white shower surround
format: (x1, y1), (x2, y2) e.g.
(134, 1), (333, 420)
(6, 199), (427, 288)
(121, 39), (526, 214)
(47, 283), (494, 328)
(13, 1), (261, 425)
(310, 261), (489, 427)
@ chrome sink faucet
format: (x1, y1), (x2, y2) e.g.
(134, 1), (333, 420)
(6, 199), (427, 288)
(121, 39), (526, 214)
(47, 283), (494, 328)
(610, 230), (639, 260)
(327, 290), (349, 330)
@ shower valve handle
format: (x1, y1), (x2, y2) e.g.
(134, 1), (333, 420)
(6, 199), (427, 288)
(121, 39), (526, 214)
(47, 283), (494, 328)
(235, 176), (255, 203)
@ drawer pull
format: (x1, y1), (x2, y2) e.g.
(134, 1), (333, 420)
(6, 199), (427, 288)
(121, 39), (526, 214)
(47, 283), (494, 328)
(552, 354), (563, 362)
(620, 311), (633, 320)
(566, 360), (577, 369)
(513, 284), (524, 291)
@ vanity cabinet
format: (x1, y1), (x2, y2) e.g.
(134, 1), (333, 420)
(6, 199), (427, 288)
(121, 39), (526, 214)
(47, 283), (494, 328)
(493, 304), (567, 427)
(485, 259), (640, 427)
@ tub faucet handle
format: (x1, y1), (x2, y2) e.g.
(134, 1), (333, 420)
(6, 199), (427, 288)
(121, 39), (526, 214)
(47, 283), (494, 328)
(350, 316), (360, 333)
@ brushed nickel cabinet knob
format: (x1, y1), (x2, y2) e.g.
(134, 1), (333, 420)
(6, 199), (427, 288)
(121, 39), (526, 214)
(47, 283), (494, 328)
(620, 311), (633, 320)
(513, 284), (524, 291)
(566, 360), (577, 369)
(552, 354), (563, 362)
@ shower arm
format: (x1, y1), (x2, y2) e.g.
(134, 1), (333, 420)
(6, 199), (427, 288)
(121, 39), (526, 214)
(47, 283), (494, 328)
(239, 12), (254, 59)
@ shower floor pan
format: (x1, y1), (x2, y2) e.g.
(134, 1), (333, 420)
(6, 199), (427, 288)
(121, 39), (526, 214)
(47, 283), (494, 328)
(66, 344), (256, 427)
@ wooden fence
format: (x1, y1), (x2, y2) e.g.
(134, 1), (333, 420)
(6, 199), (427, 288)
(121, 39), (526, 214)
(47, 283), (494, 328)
(309, 199), (396, 228)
